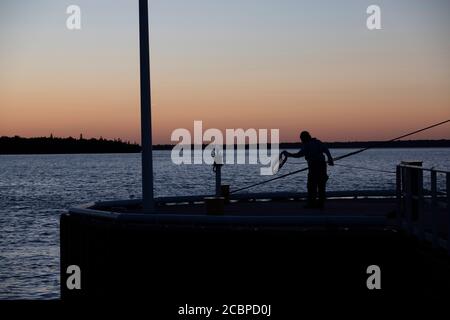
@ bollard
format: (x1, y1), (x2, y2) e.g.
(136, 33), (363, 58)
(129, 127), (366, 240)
(205, 197), (225, 215)
(401, 161), (422, 223)
(221, 185), (230, 204)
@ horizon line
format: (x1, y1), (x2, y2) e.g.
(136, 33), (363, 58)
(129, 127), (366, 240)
(2, 135), (450, 146)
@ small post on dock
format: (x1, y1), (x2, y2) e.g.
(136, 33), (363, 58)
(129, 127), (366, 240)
(215, 164), (222, 196)
(417, 168), (424, 241)
(213, 148), (223, 197)
(431, 170), (438, 248)
(396, 165), (402, 227)
(404, 168), (412, 233)
(401, 161), (422, 234)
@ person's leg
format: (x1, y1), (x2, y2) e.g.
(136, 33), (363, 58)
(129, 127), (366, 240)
(306, 170), (317, 208)
(307, 166), (318, 208)
(317, 162), (328, 208)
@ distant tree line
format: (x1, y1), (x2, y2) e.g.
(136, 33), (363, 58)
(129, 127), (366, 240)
(152, 140), (450, 150)
(0, 135), (141, 154)
(0, 136), (449, 154)
(282, 140), (450, 150)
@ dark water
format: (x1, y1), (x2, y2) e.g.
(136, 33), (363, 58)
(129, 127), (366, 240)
(0, 149), (449, 299)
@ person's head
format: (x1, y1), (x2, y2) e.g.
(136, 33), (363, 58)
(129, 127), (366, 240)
(300, 131), (312, 143)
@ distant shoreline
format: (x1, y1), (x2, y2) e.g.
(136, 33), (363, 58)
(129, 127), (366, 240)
(154, 140), (450, 150)
(0, 136), (140, 155)
(1, 136), (449, 155)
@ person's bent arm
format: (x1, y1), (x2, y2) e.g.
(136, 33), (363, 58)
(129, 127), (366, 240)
(282, 150), (304, 159)
(323, 145), (334, 166)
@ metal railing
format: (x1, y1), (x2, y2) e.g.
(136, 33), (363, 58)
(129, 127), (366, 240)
(397, 164), (450, 253)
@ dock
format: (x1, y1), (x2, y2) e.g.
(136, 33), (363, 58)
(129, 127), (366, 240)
(60, 164), (450, 301)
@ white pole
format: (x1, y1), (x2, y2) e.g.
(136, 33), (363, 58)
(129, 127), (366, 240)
(139, 0), (154, 212)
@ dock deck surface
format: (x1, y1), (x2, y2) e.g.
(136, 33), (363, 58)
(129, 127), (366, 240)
(158, 198), (396, 217)
(93, 197), (448, 236)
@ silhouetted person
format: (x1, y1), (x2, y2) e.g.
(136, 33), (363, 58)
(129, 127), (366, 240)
(281, 131), (334, 209)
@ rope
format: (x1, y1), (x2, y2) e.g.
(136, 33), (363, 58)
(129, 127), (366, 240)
(288, 161), (396, 174)
(230, 119), (450, 194)
(333, 163), (395, 174)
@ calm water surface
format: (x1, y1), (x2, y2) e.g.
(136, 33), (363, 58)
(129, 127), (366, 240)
(0, 149), (449, 299)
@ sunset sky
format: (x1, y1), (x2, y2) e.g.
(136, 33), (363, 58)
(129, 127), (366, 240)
(1, 0), (449, 144)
